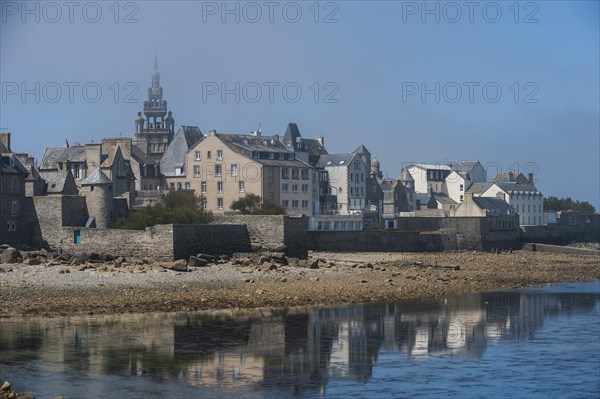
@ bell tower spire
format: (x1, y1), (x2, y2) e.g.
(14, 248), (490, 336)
(133, 57), (175, 161)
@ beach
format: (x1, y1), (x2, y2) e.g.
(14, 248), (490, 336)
(1, 250), (598, 317)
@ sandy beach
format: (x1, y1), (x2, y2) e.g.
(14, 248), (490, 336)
(0, 250), (598, 318)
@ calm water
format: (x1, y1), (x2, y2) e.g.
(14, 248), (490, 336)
(1, 281), (599, 399)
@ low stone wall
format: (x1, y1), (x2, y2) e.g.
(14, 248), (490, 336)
(172, 224), (251, 260)
(308, 217), (521, 252)
(522, 243), (600, 255)
(522, 224), (600, 245)
(52, 224), (252, 262)
(213, 214), (309, 258)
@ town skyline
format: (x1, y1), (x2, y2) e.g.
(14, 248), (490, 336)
(1, 1), (598, 208)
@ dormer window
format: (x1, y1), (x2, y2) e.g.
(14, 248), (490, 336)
(279, 153), (284, 160)
(217, 150), (223, 160)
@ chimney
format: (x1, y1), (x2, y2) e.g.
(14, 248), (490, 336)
(315, 135), (324, 146)
(85, 143), (102, 171)
(250, 130), (261, 137)
(274, 134), (280, 142)
(209, 129), (217, 137)
(0, 132), (11, 152)
(508, 171), (514, 181)
(528, 172), (534, 184)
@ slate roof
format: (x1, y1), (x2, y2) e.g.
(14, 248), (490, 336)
(160, 126), (203, 177)
(0, 141), (9, 153)
(39, 170), (74, 194)
(473, 196), (515, 213)
(0, 156), (26, 175)
(303, 138), (328, 157)
(131, 144), (157, 166)
(282, 123), (302, 151)
(354, 145), (370, 155)
(451, 160), (480, 174)
(40, 146), (87, 170)
(431, 192), (458, 205)
(494, 182), (539, 194)
(468, 182), (493, 194)
(315, 153), (356, 168)
(408, 163), (452, 171)
(81, 168), (112, 185)
(219, 133), (287, 154)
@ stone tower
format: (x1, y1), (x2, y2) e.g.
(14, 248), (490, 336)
(134, 57), (175, 161)
(370, 158), (383, 179)
(81, 168), (114, 229)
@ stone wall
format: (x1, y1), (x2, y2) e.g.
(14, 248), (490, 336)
(32, 195), (88, 248)
(172, 224), (251, 260)
(57, 225), (175, 261)
(522, 223), (600, 245)
(53, 224), (252, 262)
(213, 214), (309, 258)
(308, 216), (521, 252)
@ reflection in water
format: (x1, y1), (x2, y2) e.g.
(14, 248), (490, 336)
(0, 282), (598, 398)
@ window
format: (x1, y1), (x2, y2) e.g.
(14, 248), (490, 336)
(175, 167), (182, 176)
(301, 169), (309, 180)
(282, 200), (289, 208)
(292, 200), (299, 208)
(239, 181), (245, 192)
(7, 221), (16, 231)
(207, 151), (212, 159)
(268, 182), (273, 192)
(231, 164), (238, 177)
(292, 184), (298, 193)
(340, 221), (347, 230)
(201, 199), (207, 209)
(279, 153), (284, 160)
(302, 200), (309, 208)
(460, 194), (464, 202)
(194, 165), (201, 178)
(302, 184), (308, 193)
(195, 151), (201, 161)
(217, 181), (223, 193)
(169, 182), (175, 190)
(201, 181), (207, 193)
(292, 169), (299, 179)
(460, 184), (464, 191)
(282, 168), (289, 179)
(217, 150), (223, 160)
(185, 182), (191, 189)
(11, 200), (18, 216)
(354, 160), (360, 170)
(217, 198), (223, 209)
(282, 183), (289, 192)
(215, 164), (222, 176)
(252, 151), (260, 159)
(177, 182), (182, 190)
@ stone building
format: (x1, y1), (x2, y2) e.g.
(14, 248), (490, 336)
(80, 168), (115, 229)
(0, 154), (28, 245)
(281, 123), (328, 167)
(179, 130), (314, 216)
(161, 126), (204, 190)
(133, 58), (176, 161)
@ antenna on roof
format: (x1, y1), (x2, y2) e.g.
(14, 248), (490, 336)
(65, 139), (70, 148)
(258, 122), (262, 134)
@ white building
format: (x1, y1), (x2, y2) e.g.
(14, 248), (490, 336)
(316, 147), (369, 215)
(402, 161), (487, 207)
(477, 172), (544, 226)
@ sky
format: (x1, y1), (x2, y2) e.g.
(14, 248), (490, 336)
(1, 0), (599, 208)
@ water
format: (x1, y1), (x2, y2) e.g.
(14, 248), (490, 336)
(1, 281), (599, 399)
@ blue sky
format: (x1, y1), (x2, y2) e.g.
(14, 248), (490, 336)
(1, 1), (599, 208)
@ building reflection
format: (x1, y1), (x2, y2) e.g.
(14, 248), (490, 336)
(1, 288), (598, 394)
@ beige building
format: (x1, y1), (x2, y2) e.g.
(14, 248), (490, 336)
(177, 130), (314, 215)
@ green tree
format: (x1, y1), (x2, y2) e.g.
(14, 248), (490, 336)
(230, 194), (286, 215)
(543, 196), (596, 214)
(114, 191), (213, 230)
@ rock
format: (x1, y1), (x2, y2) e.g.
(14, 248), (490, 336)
(189, 256), (209, 267)
(270, 254), (288, 265)
(1, 247), (21, 264)
(240, 267), (254, 274)
(59, 268), (70, 274)
(361, 280), (368, 283)
(172, 260), (188, 272)
(260, 262), (277, 271)
(255, 288), (265, 295)
(250, 243), (263, 252)
(1, 381), (10, 391)
(0, 265), (13, 273)
(273, 244), (287, 252)
(196, 253), (217, 263)
(152, 265), (167, 273)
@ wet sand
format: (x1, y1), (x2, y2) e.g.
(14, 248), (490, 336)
(1, 251), (598, 317)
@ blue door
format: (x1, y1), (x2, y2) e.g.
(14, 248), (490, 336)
(74, 230), (81, 244)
